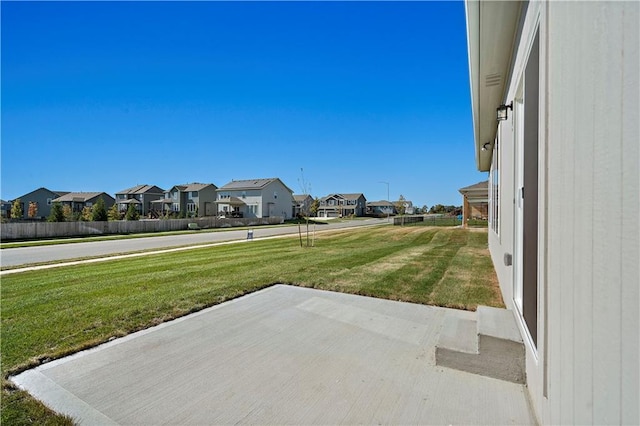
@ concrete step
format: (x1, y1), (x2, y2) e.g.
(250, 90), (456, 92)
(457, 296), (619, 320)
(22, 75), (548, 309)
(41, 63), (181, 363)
(435, 306), (525, 384)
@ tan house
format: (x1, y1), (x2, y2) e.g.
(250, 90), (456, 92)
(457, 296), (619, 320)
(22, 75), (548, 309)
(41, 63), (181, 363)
(52, 192), (115, 213)
(458, 181), (488, 226)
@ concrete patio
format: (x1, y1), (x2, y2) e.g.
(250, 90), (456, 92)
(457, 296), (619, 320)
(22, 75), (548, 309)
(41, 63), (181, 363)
(12, 285), (536, 425)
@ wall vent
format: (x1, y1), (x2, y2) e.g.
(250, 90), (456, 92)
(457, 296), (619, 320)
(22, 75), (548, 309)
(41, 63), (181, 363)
(485, 73), (502, 87)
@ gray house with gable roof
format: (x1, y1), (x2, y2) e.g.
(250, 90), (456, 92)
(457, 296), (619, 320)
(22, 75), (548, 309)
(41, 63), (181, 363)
(115, 184), (165, 217)
(52, 192), (115, 213)
(155, 183), (217, 217)
(216, 178), (294, 219)
(10, 187), (70, 219)
(318, 193), (367, 218)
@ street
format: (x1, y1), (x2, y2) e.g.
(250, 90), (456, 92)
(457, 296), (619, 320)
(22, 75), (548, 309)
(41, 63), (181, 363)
(1, 218), (387, 268)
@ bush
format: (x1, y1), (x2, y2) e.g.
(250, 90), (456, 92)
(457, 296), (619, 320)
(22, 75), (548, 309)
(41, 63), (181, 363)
(125, 204), (140, 221)
(47, 202), (65, 222)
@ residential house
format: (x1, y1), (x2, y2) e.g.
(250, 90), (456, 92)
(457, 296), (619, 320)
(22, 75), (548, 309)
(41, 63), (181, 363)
(156, 183), (217, 217)
(366, 200), (395, 217)
(395, 199), (415, 215)
(458, 181), (488, 225)
(293, 194), (314, 217)
(216, 178), (294, 219)
(1, 200), (11, 219)
(317, 193), (367, 218)
(115, 184), (165, 218)
(52, 192), (115, 213)
(465, 1), (638, 424)
(10, 187), (69, 219)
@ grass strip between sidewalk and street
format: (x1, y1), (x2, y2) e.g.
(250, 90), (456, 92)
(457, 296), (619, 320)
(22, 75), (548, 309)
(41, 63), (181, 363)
(1, 226), (502, 425)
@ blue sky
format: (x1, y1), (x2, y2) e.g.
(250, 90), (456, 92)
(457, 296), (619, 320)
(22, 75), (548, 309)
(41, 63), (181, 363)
(1, 1), (486, 208)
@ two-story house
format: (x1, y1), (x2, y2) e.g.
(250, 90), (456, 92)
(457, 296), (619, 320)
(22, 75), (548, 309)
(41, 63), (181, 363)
(115, 184), (165, 218)
(317, 193), (367, 218)
(216, 178), (294, 219)
(293, 194), (314, 217)
(52, 192), (115, 213)
(10, 187), (69, 219)
(158, 183), (217, 217)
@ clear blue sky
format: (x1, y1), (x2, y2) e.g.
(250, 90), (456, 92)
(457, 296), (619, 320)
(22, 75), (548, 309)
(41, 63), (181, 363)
(1, 1), (486, 208)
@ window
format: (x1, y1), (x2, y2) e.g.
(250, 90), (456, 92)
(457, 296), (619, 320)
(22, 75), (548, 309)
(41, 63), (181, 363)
(190, 191), (198, 198)
(86, 202), (93, 207)
(172, 203), (180, 212)
(274, 191), (278, 199)
(187, 203), (196, 213)
(47, 198), (52, 205)
(242, 191), (246, 199)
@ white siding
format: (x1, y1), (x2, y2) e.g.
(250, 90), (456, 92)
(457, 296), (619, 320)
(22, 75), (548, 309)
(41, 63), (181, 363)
(544, 2), (639, 424)
(493, 1), (638, 424)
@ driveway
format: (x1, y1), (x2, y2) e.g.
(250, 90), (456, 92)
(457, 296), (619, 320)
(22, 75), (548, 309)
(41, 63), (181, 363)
(12, 285), (535, 425)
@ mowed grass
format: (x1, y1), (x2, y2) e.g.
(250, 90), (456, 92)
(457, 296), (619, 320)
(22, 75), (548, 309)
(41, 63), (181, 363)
(1, 226), (502, 424)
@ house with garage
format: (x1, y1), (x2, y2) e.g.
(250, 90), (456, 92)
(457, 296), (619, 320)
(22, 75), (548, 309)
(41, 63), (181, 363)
(114, 184), (165, 218)
(366, 200), (395, 217)
(464, 1), (638, 424)
(458, 181), (488, 226)
(317, 193), (366, 218)
(216, 178), (294, 219)
(293, 194), (314, 217)
(9, 187), (69, 219)
(52, 192), (115, 213)
(155, 183), (217, 217)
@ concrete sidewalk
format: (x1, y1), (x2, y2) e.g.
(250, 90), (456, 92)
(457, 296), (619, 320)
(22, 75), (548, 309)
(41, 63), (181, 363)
(12, 285), (536, 425)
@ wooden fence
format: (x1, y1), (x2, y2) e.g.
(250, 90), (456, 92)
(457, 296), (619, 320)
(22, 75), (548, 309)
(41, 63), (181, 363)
(0, 217), (284, 241)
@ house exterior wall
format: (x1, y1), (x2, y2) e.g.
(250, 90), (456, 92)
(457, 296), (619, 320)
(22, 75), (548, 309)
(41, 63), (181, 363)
(192, 185), (217, 217)
(13, 188), (61, 219)
(486, 2), (639, 424)
(217, 180), (293, 219)
(261, 181), (293, 219)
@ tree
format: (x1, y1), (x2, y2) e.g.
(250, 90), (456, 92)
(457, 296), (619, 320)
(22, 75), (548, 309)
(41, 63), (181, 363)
(28, 201), (38, 219)
(395, 195), (407, 216)
(125, 204), (140, 221)
(63, 204), (74, 222)
(10, 198), (23, 219)
(81, 206), (93, 221)
(48, 202), (65, 222)
(310, 197), (320, 217)
(92, 198), (108, 222)
(108, 204), (121, 221)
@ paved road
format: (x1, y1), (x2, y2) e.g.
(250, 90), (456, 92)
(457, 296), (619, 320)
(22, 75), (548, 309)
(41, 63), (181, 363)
(1, 218), (387, 268)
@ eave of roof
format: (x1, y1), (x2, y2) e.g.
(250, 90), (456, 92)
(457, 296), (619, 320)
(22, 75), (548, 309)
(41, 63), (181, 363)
(466, 0), (524, 171)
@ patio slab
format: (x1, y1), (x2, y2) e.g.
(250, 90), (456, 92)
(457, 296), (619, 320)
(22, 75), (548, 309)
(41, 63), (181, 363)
(12, 285), (536, 425)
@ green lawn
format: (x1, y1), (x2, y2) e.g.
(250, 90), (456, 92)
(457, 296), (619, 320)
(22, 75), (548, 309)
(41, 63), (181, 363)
(1, 226), (501, 425)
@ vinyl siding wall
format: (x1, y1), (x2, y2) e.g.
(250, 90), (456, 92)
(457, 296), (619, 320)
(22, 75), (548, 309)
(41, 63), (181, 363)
(491, 2), (639, 424)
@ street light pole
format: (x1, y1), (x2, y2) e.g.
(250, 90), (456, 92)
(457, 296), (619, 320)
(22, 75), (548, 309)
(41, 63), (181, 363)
(379, 181), (390, 222)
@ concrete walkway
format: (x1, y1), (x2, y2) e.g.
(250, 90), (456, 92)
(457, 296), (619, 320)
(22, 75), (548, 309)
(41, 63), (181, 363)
(12, 285), (536, 425)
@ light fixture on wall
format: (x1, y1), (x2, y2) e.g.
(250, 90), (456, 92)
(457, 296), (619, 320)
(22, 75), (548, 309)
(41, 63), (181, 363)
(482, 142), (491, 151)
(497, 101), (513, 121)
